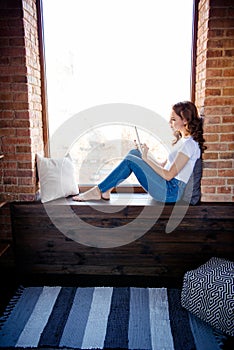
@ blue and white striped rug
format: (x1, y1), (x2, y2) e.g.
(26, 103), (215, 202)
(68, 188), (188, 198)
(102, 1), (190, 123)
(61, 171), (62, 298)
(0, 286), (226, 349)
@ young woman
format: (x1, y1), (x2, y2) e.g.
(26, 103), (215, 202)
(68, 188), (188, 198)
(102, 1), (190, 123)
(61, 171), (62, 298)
(73, 101), (206, 203)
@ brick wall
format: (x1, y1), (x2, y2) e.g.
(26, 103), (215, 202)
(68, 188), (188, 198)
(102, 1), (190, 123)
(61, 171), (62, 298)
(195, 0), (234, 201)
(0, 0), (44, 239)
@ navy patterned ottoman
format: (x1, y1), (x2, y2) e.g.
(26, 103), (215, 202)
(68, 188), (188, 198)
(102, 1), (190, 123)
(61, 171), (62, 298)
(181, 257), (234, 336)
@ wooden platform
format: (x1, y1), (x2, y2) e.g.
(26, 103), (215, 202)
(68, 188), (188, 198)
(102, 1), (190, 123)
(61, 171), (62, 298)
(10, 194), (234, 286)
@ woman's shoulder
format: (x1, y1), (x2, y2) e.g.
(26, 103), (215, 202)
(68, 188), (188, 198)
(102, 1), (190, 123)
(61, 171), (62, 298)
(182, 136), (199, 147)
(180, 136), (200, 157)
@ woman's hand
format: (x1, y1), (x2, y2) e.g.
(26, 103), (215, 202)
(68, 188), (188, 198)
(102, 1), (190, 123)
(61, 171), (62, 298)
(141, 143), (149, 161)
(133, 139), (139, 150)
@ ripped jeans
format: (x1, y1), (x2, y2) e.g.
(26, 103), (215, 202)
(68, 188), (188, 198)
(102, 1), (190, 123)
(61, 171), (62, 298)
(98, 149), (186, 203)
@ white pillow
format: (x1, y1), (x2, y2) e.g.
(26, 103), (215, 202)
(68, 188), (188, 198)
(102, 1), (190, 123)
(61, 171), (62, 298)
(36, 153), (79, 203)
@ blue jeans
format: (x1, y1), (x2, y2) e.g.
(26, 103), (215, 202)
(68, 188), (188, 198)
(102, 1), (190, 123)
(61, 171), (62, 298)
(98, 149), (186, 203)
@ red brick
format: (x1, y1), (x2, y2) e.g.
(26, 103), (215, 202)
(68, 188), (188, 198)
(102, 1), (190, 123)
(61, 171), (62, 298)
(204, 106), (232, 115)
(18, 177), (34, 186)
(219, 152), (233, 159)
(203, 115), (221, 124)
(204, 160), (233, 169)
(0, 111), (14, 118)
(224, 49), (234, 57)
(16, 128), (31, 137)
(203, 152), (218, 159)
(209, 18), (234, 29)
(1, 161), (17, 169)
(5, 185), (35, 193)
(203, 161), (218, 169)
(0, 24), (24, 36)
(205, 88), (221, 96)
(0, 34), (9, 44)
(227, 7), (234, 17)
(18, 194), (37, 201)
(202, 169), (218, 177)
(5, 137), (31, 145)
(0, 46), (26, 57)
(218, 169), (234, 177)
(3, 177), (17, 185)
(201, 193), (232, 202)
(0, 101), (29, 110)
(3, 170), (18, 177)
(227, 178), (234, 185)
(1, 144), (15, 153)
(12, 120), (30, 128)
(220, 134), (234, 142)
(223, 88), (234, 96)
(16, 154), (32, 161)
(0, 56), (10, 64)
(205, 124), (234, 133)
(16, 145), (31, 153)
(209, 39), (234, 49)
(217, 186), (232, 194)
(17, 170), (33, 177)
(202, 177), (225, 186)
(223, 68), (234, 77)
(202, 186), (216, 193)
(206, 68), (223, 78)
(226, 29), (234, 36)
(12, 77), (28, 84)
(17, 162), (32, 169)
(204, 134), (219, 142)
(218, 160), (233, 168)
(206, 59), (234, 69)
(210, 0), (234, 6)
(0, 76), (12, 83)
(207, 50), (224, 58)
(0, 92), (13, 101)
(209, 7), (227, 18)
(206, 78), (234, 88)
(0, 7), (21, 16)
(9, 37), (25, 46)
(205, 143), (228, 151)
(13, 92), (28, 101)
(12, 82), (28, 92)
(220, 124), (234, 133)
(10, 56), (26, 66)
(15, 111), (30, 119)
(0, 128), (15, 137)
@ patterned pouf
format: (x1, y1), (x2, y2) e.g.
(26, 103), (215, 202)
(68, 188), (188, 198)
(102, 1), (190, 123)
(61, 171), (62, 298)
(181, 257), (234, 336)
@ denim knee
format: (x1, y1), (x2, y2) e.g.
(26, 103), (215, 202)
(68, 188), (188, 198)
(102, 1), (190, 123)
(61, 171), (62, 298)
(128, 149), (142, 158)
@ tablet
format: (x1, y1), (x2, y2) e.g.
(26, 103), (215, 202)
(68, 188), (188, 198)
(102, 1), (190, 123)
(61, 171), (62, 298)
(134, 126), (143, 153)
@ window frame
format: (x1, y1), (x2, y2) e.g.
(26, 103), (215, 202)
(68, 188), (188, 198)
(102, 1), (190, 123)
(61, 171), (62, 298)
(37, 0), (199, 192)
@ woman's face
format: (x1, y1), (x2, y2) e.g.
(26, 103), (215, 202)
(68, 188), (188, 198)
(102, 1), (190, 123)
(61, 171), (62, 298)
(169, 110), (186, 132)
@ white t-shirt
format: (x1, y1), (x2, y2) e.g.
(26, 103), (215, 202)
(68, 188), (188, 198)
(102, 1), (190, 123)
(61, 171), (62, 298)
(164, 137), (201, 183)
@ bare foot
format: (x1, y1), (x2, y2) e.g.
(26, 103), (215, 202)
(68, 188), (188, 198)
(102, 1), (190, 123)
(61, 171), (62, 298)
(101, 187), (114, 200)
(72, 186), (101, 201)
(101, 190), (111, 200)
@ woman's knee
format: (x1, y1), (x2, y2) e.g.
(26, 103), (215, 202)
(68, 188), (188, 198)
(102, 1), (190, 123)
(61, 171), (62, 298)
(128, 149), (141, 157)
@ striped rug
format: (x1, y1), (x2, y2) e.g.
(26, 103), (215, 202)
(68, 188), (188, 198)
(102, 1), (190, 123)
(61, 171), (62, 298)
(0, 287), (225, 349)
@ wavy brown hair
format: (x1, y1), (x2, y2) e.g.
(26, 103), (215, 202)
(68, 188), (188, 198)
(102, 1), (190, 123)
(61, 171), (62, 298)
(172, 101), (206, 153)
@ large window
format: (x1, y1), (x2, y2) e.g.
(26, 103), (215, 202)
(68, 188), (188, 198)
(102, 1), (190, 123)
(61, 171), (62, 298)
(42, 0), (194, 185)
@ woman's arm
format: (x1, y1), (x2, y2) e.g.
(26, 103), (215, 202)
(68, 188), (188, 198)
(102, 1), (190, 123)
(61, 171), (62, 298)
(142, 145), (189, 181)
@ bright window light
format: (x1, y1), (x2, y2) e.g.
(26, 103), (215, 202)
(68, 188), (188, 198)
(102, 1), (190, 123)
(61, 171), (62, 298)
(42, 0), (194, 185)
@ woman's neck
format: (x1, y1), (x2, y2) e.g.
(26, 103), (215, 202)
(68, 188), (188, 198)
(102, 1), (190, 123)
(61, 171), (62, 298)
(181, 130), (191, 138)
